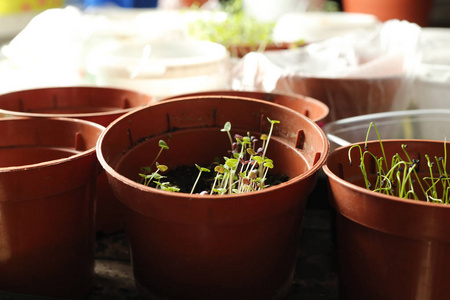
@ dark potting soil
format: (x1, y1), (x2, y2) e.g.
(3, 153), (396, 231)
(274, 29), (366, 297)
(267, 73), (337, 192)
(163, 165), (289, 194)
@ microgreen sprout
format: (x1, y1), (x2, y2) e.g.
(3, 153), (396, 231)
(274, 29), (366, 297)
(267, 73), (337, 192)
(187, 0), (278, 57)
(221, 121), (233, 149)
(138, 117), (282, 195)
(349, 122), (450, 204)
(138, 140), (176, 190)
(191, 164), (211, 195)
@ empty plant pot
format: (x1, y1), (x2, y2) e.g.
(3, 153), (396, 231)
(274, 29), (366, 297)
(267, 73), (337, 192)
(97, 95), (329, 300)
(323, 139), (450, 300)
(0, 86), (153, 233)
(0, 86), (153, 126)
(0, 117), (104, 299)
(164, 90), (329, 123)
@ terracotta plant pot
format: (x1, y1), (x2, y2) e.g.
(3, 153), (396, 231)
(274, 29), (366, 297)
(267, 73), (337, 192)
(323, 139), (450, 300)
(0, 86), (153, 234)
(342, 0), (433, 27)
(276, 75), (405, 123)
(0, 117), (104, 299)
(164, 90), (329, 123)
(97, 95), (329, 300)
(229, 42), (295, 58)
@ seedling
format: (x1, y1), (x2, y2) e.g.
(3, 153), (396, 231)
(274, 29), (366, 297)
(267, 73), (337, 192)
(139, 118), (281, 195)
(348, 122), (450, 204)
(191, 164), (210, 195)
(139, 140), (179, 191)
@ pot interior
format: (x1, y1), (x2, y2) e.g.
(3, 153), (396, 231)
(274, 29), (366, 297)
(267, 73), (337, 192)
(0, 147), (79, 168)
(0, 118), (103, 169)
(328, 139), (450, 202)
(115, 127), (309, 188)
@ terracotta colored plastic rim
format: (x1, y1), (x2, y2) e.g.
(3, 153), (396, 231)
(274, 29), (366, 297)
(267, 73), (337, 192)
(0, 117), (105, 172)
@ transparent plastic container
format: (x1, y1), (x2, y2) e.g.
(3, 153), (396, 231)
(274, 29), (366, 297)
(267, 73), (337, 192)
(323, 109), (450, 151)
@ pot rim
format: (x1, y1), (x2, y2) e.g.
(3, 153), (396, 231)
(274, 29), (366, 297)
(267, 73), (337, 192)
(323, 138), (450, 209)
(0, 117), (105, 172)
(0, 86), (153, 119)
(96, 95), (330, 200)
(163, 89), (329, 123)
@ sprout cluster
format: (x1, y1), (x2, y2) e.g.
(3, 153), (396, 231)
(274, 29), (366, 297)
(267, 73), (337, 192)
(349, 122), (450, 204)
(139, 118), (280, 195)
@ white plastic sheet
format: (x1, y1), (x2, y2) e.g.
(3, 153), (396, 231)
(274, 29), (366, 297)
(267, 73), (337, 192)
(232, 20), (422, 122)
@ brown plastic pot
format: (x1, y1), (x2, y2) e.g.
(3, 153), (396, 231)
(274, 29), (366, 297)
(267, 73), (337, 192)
(323, 139), (450, 300)
(342, 0), (433, 27)
(229, 42), (295, 58)
(164, 90), (329, 124)
(0, 117), (104, 299)
(97, 95), (329, 300)
(0, 86), (153, 234)
(275, 75), (405, 123)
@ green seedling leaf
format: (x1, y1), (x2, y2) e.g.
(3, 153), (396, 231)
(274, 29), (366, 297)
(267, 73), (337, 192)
(242, 136), (251, 144)
(264, 161), (274, 169)
(191, 164), (210, 194)
(225, 158), (239, 168)
(159, 140), (169, 150)
(214, 165), (225, 173)
(247, 148), (257, 156)
(221, 121), (231, 132)
(267, 117), (280, 125)
(165, 186), (180, 192)
(253, 156), (264, 164)
(221, 121), (233, 148)
(152, 173), (165, 180)
(156, 163), (168, 172)
(195, 164), (211, 173)
(213, 188), (227, 195)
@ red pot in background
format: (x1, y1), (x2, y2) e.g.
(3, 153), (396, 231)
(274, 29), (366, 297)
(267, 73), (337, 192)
(324, 139), (450, 300)
(97, 96), (329, 299)
(342, 0), (433, 27)
(0, 86), (153, 233)
(276, 75), (405, 123)
(164, 90), (329, 124)
(0, 117), (104, 298)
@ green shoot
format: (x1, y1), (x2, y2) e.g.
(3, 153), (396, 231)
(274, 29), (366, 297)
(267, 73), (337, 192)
(349, 123), (450, 204)
(139, 118), (282, 195)
(191, 164), (211, 195)
(221, 121), (233, 149)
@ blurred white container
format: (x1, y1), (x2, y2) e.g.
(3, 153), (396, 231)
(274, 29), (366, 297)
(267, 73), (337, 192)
(414, 28), (450, 109)
(242, 0), (309, 22)
(323, 109), (450, 151)
(273, 12), (379, 43)
(86, 39), (230, 99)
